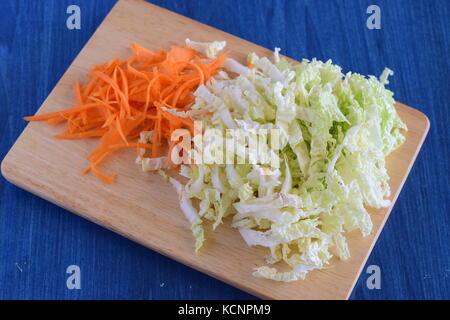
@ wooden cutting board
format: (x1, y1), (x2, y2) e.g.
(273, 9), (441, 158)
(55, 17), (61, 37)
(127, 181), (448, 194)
(0, 0), (429, 300)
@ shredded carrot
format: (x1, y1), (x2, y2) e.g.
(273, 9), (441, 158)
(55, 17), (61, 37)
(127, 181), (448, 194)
(25, 43), (226, 183)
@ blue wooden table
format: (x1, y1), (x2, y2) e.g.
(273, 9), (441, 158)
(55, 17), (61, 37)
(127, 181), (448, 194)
(0, 0), (449, 300)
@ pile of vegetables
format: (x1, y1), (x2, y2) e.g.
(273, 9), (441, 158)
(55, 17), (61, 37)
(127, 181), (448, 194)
(170, 43), (406, 281)
(26, 40), (406, 281)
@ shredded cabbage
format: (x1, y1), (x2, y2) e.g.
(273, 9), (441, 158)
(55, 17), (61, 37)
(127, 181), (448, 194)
(185, 39), (226, 58)
(158, 42), (406, 281)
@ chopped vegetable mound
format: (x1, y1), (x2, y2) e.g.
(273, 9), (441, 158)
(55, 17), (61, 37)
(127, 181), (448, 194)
(178, 46), (406, 281)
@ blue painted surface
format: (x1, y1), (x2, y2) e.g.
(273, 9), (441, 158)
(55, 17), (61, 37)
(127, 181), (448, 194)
(0, 0), (448, 300)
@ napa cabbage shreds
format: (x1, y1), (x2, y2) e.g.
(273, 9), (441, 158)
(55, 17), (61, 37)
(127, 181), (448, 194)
(158, 41), (406, 281)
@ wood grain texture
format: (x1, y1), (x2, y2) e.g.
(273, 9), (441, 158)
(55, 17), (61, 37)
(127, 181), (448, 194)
(0, 0), (430, 300)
